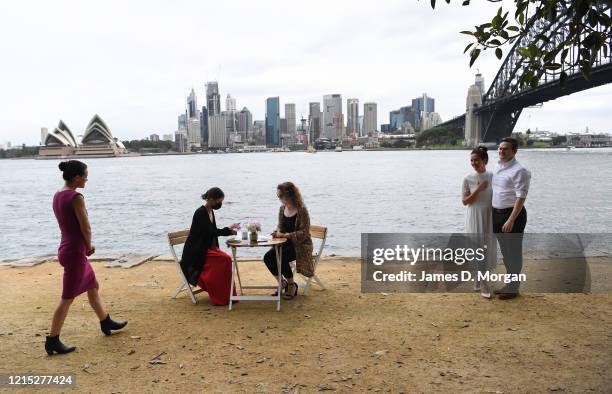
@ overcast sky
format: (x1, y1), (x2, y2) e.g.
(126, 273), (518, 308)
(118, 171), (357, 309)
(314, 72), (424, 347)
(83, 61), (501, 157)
(1, 0), (610, 145)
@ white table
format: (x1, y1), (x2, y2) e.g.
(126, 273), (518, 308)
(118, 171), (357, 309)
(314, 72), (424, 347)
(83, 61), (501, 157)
(226, 237), (287, 311)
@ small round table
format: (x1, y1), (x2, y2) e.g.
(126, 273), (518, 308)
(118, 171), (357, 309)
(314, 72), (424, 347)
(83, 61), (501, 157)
(226, 237), (287, 311)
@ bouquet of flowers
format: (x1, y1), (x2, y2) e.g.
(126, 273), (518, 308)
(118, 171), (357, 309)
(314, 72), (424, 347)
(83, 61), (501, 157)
(245, 221), (261, 233)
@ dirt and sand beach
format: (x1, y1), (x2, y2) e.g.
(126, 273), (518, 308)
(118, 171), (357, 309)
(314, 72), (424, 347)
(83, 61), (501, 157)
(1, 257), (611, 393)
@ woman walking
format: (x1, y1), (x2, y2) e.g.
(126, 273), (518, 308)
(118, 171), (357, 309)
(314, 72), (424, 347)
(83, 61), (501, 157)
(46, 160), (127, 355)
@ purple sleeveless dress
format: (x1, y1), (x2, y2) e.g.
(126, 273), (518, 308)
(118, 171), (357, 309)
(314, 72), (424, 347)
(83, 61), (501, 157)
(52, 190), (98, 299)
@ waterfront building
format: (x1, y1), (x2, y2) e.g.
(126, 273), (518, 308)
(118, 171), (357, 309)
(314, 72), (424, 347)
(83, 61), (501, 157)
(265, 97), (280, 147)
(285, 103), (296, 135)
(308, 102), (321, 144)
(347, 98), (359, 136)
(206, 81), (221, 116)
(323, 94), (342, 139)
(208, 114), (227, 149)
(363, 102), (378, 135)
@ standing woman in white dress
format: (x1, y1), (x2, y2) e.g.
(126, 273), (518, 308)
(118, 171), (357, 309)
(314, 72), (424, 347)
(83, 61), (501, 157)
(462, 146), (496, 299)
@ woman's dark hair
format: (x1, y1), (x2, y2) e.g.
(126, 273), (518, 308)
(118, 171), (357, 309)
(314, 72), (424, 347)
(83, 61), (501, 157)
(58, 160), (87, 182)
(201, 187), (224, 200)
(277, 181), (305, 209)
(470, 146), (489, 164)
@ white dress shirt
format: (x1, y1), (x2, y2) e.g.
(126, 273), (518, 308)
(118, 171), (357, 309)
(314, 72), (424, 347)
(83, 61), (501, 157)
(492, 157), (531, 209)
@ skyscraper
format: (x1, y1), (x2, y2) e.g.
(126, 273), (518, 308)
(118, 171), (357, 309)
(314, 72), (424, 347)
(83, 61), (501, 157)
(187, 88), (198, 119)
(206, 82), (221, 117)
(237, 107), (252, 134)
(226, 94), (236, 111)
(412, 93), (435, 129)
(363, 102), (378, 135)
(285, 103), (296, 135)
(200, 106), (209, 147)
(265, 97), (280, 147)
(308, 102), (321, 144)
(347, 98), (359, 136)
(178, 114), (187, 130)
(208, 114), (227, 148)
(323, 94), (342, 139)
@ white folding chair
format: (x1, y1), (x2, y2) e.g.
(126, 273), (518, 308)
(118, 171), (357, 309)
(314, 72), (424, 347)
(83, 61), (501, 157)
(291, 225), (328, 295)
(168, 229), (205, 304)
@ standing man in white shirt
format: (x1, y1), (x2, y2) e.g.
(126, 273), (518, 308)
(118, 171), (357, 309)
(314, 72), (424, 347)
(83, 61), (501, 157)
(491, 137), (531, 300)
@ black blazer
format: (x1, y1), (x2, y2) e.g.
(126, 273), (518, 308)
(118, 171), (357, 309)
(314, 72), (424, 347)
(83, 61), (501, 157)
(180, 206), (232, 286)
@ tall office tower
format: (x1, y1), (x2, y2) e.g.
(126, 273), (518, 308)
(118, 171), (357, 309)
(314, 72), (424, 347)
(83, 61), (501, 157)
(178, 113), (187, 130)
(162, 134), (174, 141)
(475, 72), (485, 97)
(323, 94), (342, 139)
(200, 106), (209, 147)
(253, 120), (265, 145)
(174, 130), (187, 152)
(265, 97), (280, 147)
(226, 94), (236, 111)
(308, 102), (321, 144)
(285, 103), (296, 135)
(220, 111), (233, 132)
(280, 118), (287, 134)
(363, 102), (378, 135)
(208, 114), (227, 148)
(237, 107), (253, 133)
(412, 93), (435, 130)
(187, 118), (201, 147)
(422, 112), (442, 131)
(347, 98), (359, 136)
(358, 115), (364, 137)
(187, 88), (198, 119)
(206, 81), (221, 116)
(332, 113), (345, 140)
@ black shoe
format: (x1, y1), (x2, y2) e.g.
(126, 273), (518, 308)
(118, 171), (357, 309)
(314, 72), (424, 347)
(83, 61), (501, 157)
(272, 279), (288, 297)
(498, 292), (519, 300)
(45, 335), (76, 356)
(283, 282), (299, 300)
(100, 314), (128, 336)
(493, 286), (510, 295)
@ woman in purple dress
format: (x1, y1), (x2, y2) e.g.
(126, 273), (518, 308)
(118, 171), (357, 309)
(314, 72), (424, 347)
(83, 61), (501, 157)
(45, 160), (127, 356)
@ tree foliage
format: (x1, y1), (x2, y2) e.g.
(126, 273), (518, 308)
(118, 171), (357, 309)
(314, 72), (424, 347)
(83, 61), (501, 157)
(430, 0), (612, 88)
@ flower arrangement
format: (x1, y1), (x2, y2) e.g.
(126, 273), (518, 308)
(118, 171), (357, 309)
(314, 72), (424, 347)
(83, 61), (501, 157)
(245, 221), (261, 232)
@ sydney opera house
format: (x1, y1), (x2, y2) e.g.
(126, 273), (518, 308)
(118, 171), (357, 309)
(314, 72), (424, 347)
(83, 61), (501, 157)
(39, 115), (127, 158)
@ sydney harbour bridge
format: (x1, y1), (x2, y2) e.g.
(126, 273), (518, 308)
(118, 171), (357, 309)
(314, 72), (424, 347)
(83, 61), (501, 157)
(439, 4), (612, 144)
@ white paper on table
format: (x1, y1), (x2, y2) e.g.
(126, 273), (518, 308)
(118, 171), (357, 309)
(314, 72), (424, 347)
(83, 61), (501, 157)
(257, 235), (270, 242)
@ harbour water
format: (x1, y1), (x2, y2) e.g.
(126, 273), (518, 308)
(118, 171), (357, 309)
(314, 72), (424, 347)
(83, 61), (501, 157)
(1, 148), (611, 259)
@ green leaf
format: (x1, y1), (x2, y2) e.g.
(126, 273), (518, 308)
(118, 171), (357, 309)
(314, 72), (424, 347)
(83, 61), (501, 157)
(463, 42), (474, 53)
(469, 48), (481, 67)
(431, 0), (436, 9)
(460, 30), (474, 35)
(490, 39), (502, 46)
(462, 0), (470, 5)
(495, 48), (503, 59)
(507, 26), (519, 32)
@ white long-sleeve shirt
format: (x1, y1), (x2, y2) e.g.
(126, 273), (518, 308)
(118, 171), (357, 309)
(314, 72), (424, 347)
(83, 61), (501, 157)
(492, 157), (531, 209)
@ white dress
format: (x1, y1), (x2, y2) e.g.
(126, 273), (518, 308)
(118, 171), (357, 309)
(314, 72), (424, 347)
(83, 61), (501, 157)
(462, 171), (497, 270)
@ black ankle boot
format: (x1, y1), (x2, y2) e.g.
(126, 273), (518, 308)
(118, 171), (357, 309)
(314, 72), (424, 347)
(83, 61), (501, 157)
(45, 335), (76, 355)
(100, 314), (127, 336)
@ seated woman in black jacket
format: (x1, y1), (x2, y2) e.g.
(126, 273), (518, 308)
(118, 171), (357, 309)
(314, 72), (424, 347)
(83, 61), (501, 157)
(180, 187), (239, 305)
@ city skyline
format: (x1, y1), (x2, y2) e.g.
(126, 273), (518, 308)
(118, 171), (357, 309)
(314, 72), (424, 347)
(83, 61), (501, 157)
(1, 0), (611, 145)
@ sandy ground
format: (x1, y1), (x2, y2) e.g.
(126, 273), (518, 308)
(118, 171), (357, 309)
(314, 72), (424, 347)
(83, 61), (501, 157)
(0, 258), (611, 393)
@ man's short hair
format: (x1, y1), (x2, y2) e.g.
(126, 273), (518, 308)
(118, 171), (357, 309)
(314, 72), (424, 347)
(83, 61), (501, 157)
(500, 137), (519, 152)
